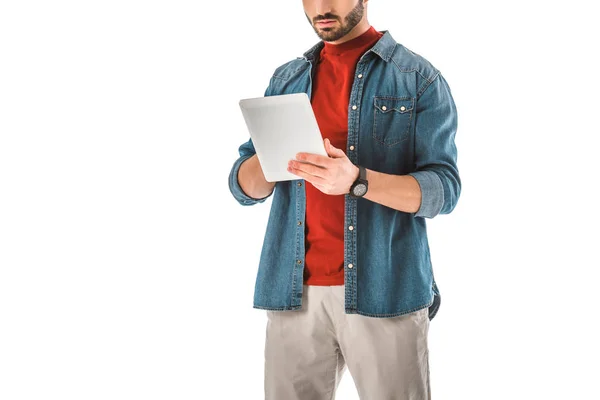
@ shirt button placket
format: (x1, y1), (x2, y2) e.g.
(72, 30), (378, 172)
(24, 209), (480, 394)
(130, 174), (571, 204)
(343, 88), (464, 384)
(345, 68), (363, 308)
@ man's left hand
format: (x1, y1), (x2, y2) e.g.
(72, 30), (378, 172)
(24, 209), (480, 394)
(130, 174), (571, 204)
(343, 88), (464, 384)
(288, 138), (359, 195)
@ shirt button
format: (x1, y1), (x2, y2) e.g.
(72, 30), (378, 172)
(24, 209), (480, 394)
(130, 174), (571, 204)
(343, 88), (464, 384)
(348, 263), (353, 269)
(352, 105), (357, 110)
(297, 182), (302, 186)
(298, 221), (302, 226)
(348, 226), (354, 231)
(382, 105), (387, 111)
(400, 105), (406, 111)
(358, 74), (363, 78)
(349, 145), (354, 151)
(297, 260), (302, 264)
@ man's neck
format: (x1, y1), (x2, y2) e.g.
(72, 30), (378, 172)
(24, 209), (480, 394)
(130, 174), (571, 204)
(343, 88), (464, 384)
(325, 22), (371, 46)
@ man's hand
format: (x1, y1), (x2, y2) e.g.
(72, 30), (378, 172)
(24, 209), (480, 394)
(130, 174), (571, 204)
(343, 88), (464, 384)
(288, 138), (359, 195)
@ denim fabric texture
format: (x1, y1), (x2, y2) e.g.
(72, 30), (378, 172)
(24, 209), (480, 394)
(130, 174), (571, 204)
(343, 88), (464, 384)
(228, 30), (460, 319)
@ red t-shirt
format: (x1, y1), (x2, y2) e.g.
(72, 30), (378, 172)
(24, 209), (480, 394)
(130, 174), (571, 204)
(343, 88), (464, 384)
(303, 26), (383, 286)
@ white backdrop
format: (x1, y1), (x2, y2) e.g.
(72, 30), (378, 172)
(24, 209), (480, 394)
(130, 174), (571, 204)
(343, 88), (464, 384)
(1, 1), (598, 399)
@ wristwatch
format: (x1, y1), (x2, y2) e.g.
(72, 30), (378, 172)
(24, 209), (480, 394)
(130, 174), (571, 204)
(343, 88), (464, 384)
(349, 165), (368, 198)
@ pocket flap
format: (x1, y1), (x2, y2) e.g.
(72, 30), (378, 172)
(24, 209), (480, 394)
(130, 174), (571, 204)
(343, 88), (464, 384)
(374, 97), (414, 114)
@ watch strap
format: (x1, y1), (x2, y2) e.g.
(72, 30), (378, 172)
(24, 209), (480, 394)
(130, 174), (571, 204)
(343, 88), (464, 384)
(358, 165), (366, 181)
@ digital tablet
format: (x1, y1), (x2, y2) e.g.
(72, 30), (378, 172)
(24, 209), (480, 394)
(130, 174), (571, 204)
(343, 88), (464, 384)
(239, 92), (328, 182)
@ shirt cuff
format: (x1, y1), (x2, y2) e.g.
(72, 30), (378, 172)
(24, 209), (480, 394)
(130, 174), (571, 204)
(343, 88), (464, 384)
(408, 170), (444, 218)
(228, 155), (272, 205)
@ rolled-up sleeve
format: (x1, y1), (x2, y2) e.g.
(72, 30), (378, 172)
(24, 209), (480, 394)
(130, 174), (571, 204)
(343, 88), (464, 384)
(228, 79), (275, 206)
(408, 72), (461, 218)
(228, 138), (274, 206)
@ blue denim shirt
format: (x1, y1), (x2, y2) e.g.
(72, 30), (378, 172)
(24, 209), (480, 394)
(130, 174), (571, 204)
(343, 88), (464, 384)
(228, 30), (460, 319)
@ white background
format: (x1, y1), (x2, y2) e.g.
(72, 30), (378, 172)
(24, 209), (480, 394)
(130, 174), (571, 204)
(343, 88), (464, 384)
(1, 0), (598, 399)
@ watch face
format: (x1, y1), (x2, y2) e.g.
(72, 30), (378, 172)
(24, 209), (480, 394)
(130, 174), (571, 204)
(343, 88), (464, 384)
(353, 183), (367, 197)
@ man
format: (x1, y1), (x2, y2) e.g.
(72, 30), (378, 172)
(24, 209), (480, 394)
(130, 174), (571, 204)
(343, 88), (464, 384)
(228, 0), (460, 398)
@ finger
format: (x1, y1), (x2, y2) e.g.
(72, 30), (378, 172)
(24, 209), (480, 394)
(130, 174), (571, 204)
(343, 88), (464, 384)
(323, 138), (346, 159)
(325, 139), (333, 156)
(288, 164), (327, 185)
(295, 152), (333, 167)
(289, 160), (328, 179)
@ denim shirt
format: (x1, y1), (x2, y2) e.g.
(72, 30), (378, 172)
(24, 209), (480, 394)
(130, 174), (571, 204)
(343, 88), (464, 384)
(228, 30), (460, 319)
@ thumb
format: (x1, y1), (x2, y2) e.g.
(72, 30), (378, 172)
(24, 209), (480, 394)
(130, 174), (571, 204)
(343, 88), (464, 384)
(325, 138), (345, 158)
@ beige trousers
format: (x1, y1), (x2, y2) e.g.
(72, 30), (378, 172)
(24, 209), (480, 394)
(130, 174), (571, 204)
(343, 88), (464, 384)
(264, 284), (431, 400)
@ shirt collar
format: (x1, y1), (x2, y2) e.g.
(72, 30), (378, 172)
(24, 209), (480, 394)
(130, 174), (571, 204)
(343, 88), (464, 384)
(301, 29), (396, 62)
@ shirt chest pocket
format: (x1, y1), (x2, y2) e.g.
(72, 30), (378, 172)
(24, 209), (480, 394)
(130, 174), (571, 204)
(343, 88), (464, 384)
(372, 96), (415, 147)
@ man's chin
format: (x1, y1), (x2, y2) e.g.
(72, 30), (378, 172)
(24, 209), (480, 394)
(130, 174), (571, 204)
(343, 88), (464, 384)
(315, 29), (343, 41)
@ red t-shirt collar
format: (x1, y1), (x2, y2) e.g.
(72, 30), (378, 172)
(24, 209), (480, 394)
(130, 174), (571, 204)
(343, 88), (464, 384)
(322, 25), (381, 56)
